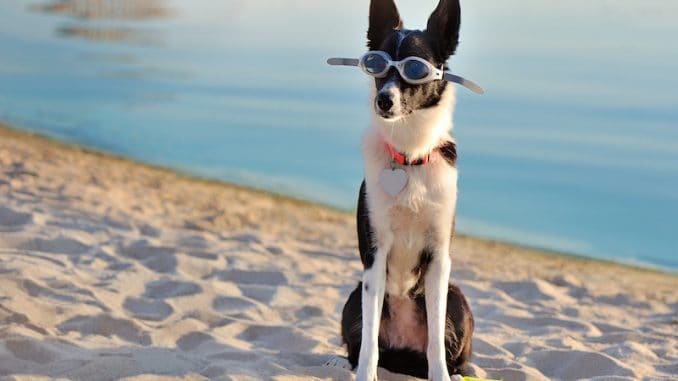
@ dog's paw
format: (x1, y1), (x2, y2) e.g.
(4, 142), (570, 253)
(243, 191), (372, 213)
(428, 376), (452, 381)
(355, 374), (377, 381)
(450, 375), (464, 381)
(428, 367), (452, 381)
(355, 364), (377, 381)
(323, 355), (352, 370)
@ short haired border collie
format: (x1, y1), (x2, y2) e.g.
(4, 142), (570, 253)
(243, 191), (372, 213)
(339, 0), (474, 380)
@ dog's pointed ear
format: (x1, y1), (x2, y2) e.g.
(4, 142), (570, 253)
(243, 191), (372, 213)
(425, 0), (461, 61)
(367, 0), (403, 50)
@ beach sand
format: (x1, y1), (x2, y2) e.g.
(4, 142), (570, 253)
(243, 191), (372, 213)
(0, 124), (676, 381)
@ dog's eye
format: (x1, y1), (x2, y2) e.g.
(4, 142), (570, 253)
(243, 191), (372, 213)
(364, 54), (389, 74)
(403, 60), (429, 80)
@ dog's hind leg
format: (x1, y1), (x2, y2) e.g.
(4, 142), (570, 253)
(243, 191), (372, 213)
(341, 283), (363, 368)
(446, 283), (474, 376)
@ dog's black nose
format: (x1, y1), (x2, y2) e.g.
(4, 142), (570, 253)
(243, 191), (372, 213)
(376, 93), (394, 112)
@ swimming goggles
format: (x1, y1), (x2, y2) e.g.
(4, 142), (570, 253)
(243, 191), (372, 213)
(327, 50), (484, 95)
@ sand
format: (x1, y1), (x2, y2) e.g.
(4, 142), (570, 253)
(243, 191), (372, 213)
(0, 124), (676, 381)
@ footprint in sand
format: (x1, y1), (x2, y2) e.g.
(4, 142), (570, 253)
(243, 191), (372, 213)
(483, 368), (547, 381)
(57, 314), (151, 346)
(177, 234), (209, 248)
(656, 362), (678, 375)
(266, 245), (284, 255)
(46, 217), (106, 234)
(143, 278), (202, 299)
(200, 365), (229, 379)
(498, 315), (601, 335)
(472, 354), (517, 370)
(209, 351), (258, 362)
(295, 306), (324, 319)
(224, 233), (262, 244)
(19, 237), (91, 255)
(3, 311), (48, 335)
(592, 321), (636, 335)
(472, 337), (514, 358)
(138, 223), (160, 237)
(103, 215), (133, 231)
(594, 293), (651, 309)
(492, 279), (575, 304)
(120, 241), (177, 273)
(212, 296), (257, 313)
(237, 325), (318, 352)
(238, 284), (277, 304)
(5, 338), (59, 363)
(211, 269), (288, 286)
(184, 250), (218, 260)
(123, 297), (174, 321)
(527, 349), (636, 379)
(550, 274), (589, 298)
(176, 331), (215, 351)
(22, 279), (77, 303)
(602, 341), (659, 362)
(0, 206), (32, 231)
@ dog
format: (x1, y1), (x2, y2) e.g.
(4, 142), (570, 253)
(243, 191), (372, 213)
(338, 0), (475, 380)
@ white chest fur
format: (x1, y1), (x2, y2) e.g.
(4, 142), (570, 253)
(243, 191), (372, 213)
(362, 128), (458, 297)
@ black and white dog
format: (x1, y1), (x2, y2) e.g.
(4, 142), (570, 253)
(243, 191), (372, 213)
(336, 0), (475, 380)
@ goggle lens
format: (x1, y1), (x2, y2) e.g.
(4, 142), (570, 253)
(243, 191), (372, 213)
(403, 59), (430, 81)
(363, 53), (389, 75)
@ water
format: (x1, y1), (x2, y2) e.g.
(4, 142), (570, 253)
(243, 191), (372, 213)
(1, 0), (677, 270)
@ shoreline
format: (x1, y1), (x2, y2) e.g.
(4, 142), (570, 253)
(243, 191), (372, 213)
(1, 122), (674, 277)
(0, 121), (348, 214)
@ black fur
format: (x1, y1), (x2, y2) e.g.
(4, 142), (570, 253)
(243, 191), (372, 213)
(426, 0), (461, 62)
(357, 181), (375, 269)
(370, 0), (462, 117)
(439, 141), (457, 167)
(367, 0), (403, 51)
(341, 282), (474, 378)
(409, 249), (434, 297)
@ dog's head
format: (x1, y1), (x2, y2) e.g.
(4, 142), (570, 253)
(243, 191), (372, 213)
(368, 0), (461, 121)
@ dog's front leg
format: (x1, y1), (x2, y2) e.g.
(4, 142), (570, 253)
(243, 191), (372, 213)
(425, 244), (452, 381)
(355, 233), (392, 381)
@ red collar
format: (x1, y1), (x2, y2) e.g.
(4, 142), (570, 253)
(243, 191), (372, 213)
(386, 143), (430, 166)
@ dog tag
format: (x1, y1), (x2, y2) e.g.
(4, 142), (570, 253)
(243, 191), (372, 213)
(380, 167), (408, 197)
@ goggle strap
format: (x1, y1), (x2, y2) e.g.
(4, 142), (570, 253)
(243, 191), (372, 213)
(443, 73), (485, 95)
(327, 58), (359, 67)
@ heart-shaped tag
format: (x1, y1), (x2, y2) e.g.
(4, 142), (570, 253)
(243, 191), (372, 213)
(379, 168), (408, 197)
